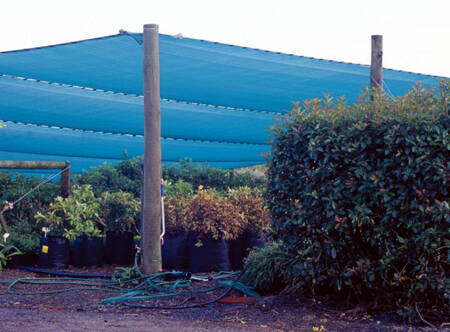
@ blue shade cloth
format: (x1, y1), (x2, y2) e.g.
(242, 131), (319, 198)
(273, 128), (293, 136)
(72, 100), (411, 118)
(0, 32), (444, 175)
(0, 33), (442, 112)
(0, 122), (267, 169)
(0, 75), (274, 144)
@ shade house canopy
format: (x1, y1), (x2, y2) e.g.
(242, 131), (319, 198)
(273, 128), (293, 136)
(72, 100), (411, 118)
(0, 31), (441, 173)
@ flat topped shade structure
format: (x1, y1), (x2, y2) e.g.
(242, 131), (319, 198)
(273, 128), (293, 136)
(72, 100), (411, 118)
(0, 32), (440, 112)
(0, 32), (444, 174)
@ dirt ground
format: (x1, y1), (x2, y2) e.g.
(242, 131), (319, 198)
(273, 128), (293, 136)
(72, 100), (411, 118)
(0, 267), (443, 332)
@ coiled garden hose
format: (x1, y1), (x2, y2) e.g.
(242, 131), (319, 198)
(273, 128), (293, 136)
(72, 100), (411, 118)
(5, 254), (258, 309)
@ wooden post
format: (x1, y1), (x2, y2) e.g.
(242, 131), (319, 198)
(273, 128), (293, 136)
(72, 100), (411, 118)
(0, 161), (67, 169)
(60, 161), (71, 198)
(370, 35), (383, 92)
(0, 160), (70, 198)
(142, 23), (162, 274)
(0, 160), (71, 232)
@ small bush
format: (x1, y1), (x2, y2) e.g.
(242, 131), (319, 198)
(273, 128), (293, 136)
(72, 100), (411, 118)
(185, 188), (244, 242)
(99, 191), (140, 234)
(163, 194), (191, 236)
(242, 242), (295, 293)
(35, 184), (103, 240)
(227, 186), (271, 233)
(262, 81), (449, 322)
(165, 179), (194, 197)
(0, 242), (22, 271)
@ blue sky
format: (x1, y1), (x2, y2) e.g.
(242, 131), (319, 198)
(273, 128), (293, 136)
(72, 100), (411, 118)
(0, 0), (448, 77)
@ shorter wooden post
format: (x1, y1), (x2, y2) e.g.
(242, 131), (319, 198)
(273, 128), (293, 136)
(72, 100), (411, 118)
(0, 160), (71, 198)
(60, 161), (71, 198)
(370, 35), (383, 92)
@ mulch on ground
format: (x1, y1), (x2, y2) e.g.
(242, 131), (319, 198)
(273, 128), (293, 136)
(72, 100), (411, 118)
(0, 266), (433, 331)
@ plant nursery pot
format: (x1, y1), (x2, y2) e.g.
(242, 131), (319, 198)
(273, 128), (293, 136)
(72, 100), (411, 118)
(162, 231), (189, 270)
(105, 231), (135, 265)
(244, 228), (267, 251)
(8, 251), (38, 267)
(227, 233), (246, 271)
(72, 235), (104, 267)
(189, 232), (230, 273)
(227, 229), (267, 271)
(38, 236), (70, 269)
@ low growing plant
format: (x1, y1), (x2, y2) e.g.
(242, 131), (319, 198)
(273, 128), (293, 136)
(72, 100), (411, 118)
(164, 194), (191, 236)
(227, 186), (272, 233)
(185, 188), (244, 243)
(99, 191), (140, 234)
(35, 184), (103, 240)
(0, 241), (22, 271)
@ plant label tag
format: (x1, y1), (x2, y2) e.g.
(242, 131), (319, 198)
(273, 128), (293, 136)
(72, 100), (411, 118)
(42, 245), (49, 254)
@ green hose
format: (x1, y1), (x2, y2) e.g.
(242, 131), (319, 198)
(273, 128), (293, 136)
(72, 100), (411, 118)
(3, 254), (259, 307)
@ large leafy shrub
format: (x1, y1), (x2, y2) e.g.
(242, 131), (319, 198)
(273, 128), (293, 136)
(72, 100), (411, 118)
(260, 82), (449, 322)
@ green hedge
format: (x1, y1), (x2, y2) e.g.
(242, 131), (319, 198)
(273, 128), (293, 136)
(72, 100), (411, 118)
(75, 157), (264, 196)
(253, 82), (449, 322)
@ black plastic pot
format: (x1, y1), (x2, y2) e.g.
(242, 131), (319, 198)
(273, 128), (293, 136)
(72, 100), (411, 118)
(6, 251), (38, 268)
(38, 236), (70, 269)
(105, 231), (135, 265)
(162, 231), (189, 270)
(71, 235), (104, 267)
(228, 229), (267, 271)
(228, 233), (246, 270)
(189, 232), (230, 273)
(245, 228), (267, 250)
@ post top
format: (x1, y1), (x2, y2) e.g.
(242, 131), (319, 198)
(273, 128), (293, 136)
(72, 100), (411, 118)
(144, 24), (159, 31)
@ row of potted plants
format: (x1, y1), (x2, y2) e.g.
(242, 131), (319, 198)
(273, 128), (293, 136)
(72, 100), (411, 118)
(163, 186), (271, 272)
(34, 185), (140, 268)
(32, 184), (270, 271)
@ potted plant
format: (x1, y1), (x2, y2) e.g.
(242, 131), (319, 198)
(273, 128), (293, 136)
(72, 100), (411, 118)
(161, 194), (191, 270)
(100, 191), (140, 265)
(35, 199), (72, 269)
(35, 184), (104, 268)
(0, 235), (22, 271)
(185, 187), (244, 272)
(227, 187), (271, 269)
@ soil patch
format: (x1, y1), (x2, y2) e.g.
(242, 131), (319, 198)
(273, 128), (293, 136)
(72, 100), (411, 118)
(0, 266), (434, 331)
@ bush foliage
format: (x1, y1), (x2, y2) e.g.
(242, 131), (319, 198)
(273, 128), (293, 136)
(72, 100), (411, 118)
(0, 171), (60, 252)
(227, 186), (271, 232)
(35, 184), (103, 240)
(99, 191), (140, 234)
(257, 82), (449, 322)
(185, 188), (245, 242)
